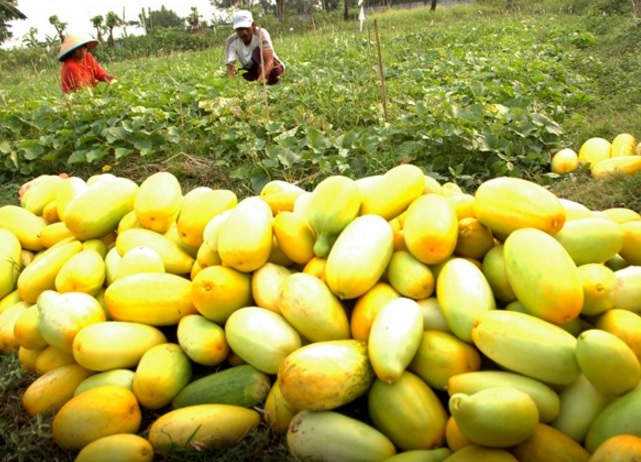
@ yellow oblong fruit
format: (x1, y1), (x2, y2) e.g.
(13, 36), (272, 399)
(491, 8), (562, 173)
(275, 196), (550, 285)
(595, 309), (641, 362)
(508, 423), (591, 462)
(133, 171), (182, 233)
(553, 217), (624, 266)
(358, 163), (426, 220)
(550, 374), (614, 443)
(148, 404), (260, 454)
(575, 329), (641, 396)
(14, 303), (48, 350)
(75, 434), (154, 462)
(176, 314), (228, 366)
(17, 239), (83, 304)
(176, 187), (237, 248)
(409, 330), (481, 391)
(54, 249), (105, 295)
(272, 211), (316, 266)
(190, 265), (252, 324)
(449, 386), (539, 448)
(38, 221), (74, 249)
(578, 137), (611, 167)
(589, 434), (641, 462)
(217, 196), (274, 273)
(132, 343), (192, 410)
(0, 205), (46, 252)
(368, 371), (448, 451)
(225, 306), (302, 375)
(591, 155), (641, 178)
(74, 369), (135, 396)
(403, 193), (458, 265)
(447, 370), (561, 423)
(35, 344), (76, 375)
(504, 227), (583, 325)
(578, 263), (617, 317)
(471, 310), (581, 387)
(278, 339), (374, 411)
(22, 363), (95, 416)
(306, 175), (362, 258)
(114, 245), (165, 280)
(612, 265), (641, 311)
(550, 148), (579, 174)
(63, 177), (139, 241)
(584, 384), (641, 453)
(52, 385), (141, 451)
(0, 228), (22, 300)
(610, 133), (637, 157)
(263, 379), (298, 434)
(277, 272), (350, 342)
(325, 214), (394, 300)
(350, 282), (400, 342)
(251, 262), (292, 314)
(454, 216), (495, 261)
(105, 272), (196, 326)
(287, 410), (397, 461)
(368, 298), (424, 384)
(116, 228), (194, 275)
(72, 321), (167, 371)
(473, 177), (566, 237)
(436, 257), (496, 343)
(386, 250), (435, 300)
(619, 220), (641, 265)
(602, 207), (641, 224)
(481, 244), (516, 304)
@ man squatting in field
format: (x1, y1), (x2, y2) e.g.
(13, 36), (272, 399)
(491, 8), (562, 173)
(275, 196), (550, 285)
(58, 34), (116, 94)
(224, 10), (285, 86)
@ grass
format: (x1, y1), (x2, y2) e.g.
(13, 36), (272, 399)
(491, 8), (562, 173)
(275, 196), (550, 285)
(1, 1), (641, 460)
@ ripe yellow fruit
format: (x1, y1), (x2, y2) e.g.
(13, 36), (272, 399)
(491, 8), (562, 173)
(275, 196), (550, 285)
(578, 137), (611, 167)
(190, 265), (252, 324)
(454, 217), (495, 261)
(550, 148), (579, 174)
(134, 171), (183, 234)
(610, 133), (637, 157)
(577, 263), (617, 317)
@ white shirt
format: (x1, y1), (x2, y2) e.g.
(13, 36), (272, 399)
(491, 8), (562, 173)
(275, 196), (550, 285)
(225, 28), (284, 69)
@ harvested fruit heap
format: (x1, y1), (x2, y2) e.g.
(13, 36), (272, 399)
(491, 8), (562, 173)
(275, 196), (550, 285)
(1, 164), (641, 461)
(550, 132), (641, 178)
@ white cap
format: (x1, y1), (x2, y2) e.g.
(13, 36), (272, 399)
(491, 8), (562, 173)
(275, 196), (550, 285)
(233, 10), (254, 29)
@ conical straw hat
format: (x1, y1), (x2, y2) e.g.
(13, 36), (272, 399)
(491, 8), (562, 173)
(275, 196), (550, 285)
(57, 34), (98, 61)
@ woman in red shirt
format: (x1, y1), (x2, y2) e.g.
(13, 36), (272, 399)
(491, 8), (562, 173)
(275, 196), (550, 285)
(58, 34), (116, 93)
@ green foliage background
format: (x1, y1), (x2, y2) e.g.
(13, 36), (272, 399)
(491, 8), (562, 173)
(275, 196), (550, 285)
(0, 0), (638, 196)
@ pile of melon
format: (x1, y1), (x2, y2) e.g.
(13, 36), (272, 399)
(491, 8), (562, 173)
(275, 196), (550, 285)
(1, 164), (641, 462)
(551, 132), (641, 178)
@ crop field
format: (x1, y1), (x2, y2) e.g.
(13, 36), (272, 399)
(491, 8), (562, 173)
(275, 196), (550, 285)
(1, 0), (641, 461)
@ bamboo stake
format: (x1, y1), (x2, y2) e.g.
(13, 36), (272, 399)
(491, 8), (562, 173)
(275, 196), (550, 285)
(373, 20), (388, 123)
(258, 26), (270, 124)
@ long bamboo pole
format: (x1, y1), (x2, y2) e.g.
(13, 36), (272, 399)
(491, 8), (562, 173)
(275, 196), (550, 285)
(374, 20), (388, 123)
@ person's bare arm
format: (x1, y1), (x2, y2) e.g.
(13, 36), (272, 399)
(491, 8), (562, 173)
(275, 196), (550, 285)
(227, 62), (237, 78)
(256, 48), (275, 83)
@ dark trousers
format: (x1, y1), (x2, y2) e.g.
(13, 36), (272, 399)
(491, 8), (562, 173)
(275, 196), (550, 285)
(242, 47), (284, 85)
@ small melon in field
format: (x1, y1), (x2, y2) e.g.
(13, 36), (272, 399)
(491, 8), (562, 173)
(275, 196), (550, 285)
(578, 137), (611, 167)
(610, 133), (637, 157)
(550, 148), (579, 174)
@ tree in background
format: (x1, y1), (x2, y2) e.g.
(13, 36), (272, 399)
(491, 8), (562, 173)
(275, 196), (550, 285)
(186, 7), (203, 33)
(48, 15), (67, 43)
(0, 0), (26, 44)
(105, 11), (121, 47)
(91, 15), (106, 43)
(141, 6), (184, 30)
